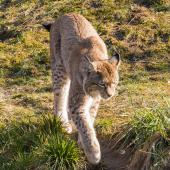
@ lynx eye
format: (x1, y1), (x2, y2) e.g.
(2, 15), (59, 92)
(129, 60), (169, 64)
(96, 71), (103, 79)
(97, 82), (106, 88)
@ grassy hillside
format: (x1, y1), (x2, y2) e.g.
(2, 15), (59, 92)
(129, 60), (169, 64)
(0, 0), (170, 169)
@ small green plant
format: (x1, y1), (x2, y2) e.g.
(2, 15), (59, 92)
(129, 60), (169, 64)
(96, 118), (113, 134)
(40, 134), (80, 170)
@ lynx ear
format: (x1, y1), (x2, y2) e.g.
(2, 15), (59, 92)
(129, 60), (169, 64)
(42, 22), (52, 32)
(109, 52), (120, 66)
(84, 56), (97, 71)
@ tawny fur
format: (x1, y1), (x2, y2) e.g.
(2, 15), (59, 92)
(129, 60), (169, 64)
(46, 13), (120, 164)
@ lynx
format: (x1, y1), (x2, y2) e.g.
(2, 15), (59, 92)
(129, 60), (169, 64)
(43, 13), (120, 164)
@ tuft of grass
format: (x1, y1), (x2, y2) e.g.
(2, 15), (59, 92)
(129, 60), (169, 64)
(0, 114), (83, 170)
(114, 107), (169, 147)
(112, 107), (170, 169)
(40, 134), (81, 170)
(130, 107), (169, 145)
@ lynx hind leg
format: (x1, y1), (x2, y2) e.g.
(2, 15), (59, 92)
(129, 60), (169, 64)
(50, 23), (72, 133)
(52, 62), (72, 133)
(69, 89), (101, 164)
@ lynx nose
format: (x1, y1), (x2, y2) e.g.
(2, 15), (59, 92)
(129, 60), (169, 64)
(107, 86), (115, 97)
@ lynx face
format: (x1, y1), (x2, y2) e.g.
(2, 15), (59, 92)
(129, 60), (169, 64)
(83, 54), (120, 99)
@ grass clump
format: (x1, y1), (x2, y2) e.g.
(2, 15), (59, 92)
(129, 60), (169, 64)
(0, 114), (83, 170)
(130, 108), (169, 144)
(40, 134), (80, 170)
(112, 107), (170, 169)
(114, 107), (169, 147)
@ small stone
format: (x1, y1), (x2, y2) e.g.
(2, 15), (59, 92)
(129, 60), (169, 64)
(119, 149), (126, 155)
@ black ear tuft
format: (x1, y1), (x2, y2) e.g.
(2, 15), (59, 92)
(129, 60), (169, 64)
(42, 22), (52, 32)
(114, 52), (120, 64)
(109, 52), (120, 66)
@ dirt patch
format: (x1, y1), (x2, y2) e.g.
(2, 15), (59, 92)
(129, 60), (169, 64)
(101, 150), (129, 169)
(99, 138), (130, 170)
(85, 136), (132, 170)
(87, 133), (170, 170)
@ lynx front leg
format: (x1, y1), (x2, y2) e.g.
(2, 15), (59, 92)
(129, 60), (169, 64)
(90, 97), (101, 125)
(69, 87), (101, 164)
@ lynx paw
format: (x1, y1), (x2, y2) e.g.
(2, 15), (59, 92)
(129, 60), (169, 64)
(63, 122), (72, 134)
(81, 135), (101, 164)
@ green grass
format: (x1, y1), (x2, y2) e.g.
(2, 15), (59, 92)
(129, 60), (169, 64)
(115, 107), (169, 147)
(111, 106), (170, 169)
(0, 0), (169, 169)
(0, 114), (83, 170)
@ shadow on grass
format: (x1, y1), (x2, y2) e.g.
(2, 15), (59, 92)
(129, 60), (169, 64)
(35, 86), (52, 93)
(12, 93), (52, 114)
(0, 27), (22, 42)
(145, 62), (170, 72)
(0, 0), (29, 10)
(134, 0), (170, 11)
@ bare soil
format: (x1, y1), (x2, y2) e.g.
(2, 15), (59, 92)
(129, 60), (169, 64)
(87, 134), (170, 170)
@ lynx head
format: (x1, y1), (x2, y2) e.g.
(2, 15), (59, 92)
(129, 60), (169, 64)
(81, 53), (120, 99)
